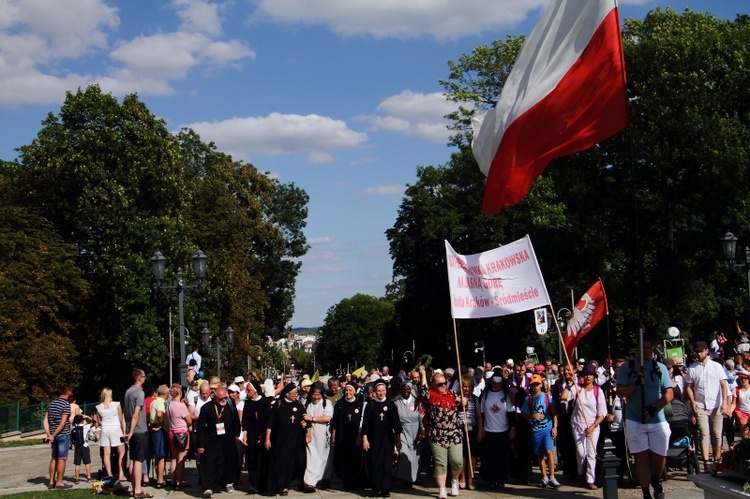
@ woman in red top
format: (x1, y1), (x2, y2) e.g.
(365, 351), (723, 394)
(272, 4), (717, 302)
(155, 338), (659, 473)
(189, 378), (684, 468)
(418, 366), (463, 499)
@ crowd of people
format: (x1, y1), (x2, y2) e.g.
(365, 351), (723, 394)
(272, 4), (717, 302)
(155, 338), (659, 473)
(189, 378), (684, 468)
(41, 328), (750, 499)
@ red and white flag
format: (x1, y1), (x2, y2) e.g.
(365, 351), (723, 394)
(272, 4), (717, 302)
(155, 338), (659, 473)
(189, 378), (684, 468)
(472, 0), (629, 214)
(564, 279), (608, 360)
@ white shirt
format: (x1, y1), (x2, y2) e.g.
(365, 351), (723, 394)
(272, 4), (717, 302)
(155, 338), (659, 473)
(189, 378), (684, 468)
(480, 389), (514, 433)
(686, 359), (728, 410)
(186, 351), (202, 372)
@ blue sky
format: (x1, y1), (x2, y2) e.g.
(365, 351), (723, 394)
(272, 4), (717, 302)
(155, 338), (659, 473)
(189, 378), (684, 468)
(0, 0), (744, 327)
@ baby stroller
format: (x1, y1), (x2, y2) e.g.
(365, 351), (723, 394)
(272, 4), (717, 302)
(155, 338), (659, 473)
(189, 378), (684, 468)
(663, 399), (700, 477)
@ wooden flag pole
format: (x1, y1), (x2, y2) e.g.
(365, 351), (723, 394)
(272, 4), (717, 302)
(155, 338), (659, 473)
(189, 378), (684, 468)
(452, 317), (474, 481)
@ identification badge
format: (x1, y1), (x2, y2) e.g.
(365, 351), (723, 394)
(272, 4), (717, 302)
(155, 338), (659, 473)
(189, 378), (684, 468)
(216, 422), (225, 435)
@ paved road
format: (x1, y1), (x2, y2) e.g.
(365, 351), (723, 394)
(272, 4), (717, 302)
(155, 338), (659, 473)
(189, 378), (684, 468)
(0, 442), (706, 498)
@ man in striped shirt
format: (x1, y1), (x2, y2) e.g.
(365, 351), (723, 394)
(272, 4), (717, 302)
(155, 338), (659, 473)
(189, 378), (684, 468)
(43, 385), (73, 489)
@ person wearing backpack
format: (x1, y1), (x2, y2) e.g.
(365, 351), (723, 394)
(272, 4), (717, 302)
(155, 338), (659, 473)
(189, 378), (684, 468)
(616, 337), (673, 499)
(521, 374), (560, 489)
(564, 363), (607, 490)
(71, 414), (92, 483)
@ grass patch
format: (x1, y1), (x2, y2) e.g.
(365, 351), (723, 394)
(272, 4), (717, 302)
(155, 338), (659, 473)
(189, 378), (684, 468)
(0, 439), (44, 449)
(1, 490), (101, 499)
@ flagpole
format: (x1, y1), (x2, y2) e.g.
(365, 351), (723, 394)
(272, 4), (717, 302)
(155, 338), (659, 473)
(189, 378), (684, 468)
(549, 303), (573, 368)
(451, 317), (474, 480)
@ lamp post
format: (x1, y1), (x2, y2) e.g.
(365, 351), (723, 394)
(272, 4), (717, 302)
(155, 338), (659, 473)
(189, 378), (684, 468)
(720, 231), (750, 318)
(203, 326), (234, 380)
(151, 249), (207, 388)
(248, 345), (263, 372)
(556, 308), (572, 365)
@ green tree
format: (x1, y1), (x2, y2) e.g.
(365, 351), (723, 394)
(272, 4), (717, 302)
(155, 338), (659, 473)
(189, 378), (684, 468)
(315, 294), (395, 372)
(0, 192), (89, 403)
(5, 86), (310, 397)
(11, 86), (190, 393)
(177, 129), (309, 379)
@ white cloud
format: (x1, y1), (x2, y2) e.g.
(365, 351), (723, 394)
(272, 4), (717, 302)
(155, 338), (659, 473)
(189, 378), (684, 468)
(308, 236), (333, 244)
(172, 0), (223, 36)
(109, 32), (254, 81)
(183, 113), (369, 163)
(252, 0), (548, 40)
(0, 0), (118, 107)
(357, 90), (461, 143)
(362, 185), (405, 196)
(0, 0), (253, 107)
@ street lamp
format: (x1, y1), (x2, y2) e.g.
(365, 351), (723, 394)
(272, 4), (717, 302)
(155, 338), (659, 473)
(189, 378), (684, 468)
(150, 249), (207, 388)
(248, 345), (263, 372)
(203, 326), (234, 380)
(720, 231), (750, 317)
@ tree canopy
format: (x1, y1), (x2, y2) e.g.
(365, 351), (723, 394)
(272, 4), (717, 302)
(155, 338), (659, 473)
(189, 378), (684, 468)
(315, 294), (395, 373)
(0, 85), (308, 402)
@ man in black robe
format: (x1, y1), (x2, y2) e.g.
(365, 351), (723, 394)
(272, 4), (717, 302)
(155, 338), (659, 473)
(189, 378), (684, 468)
(242, 381), (270, 493)
(265, 383), (308, 495)
(196, 387), (240, 498)
(332, 383), (366, 490)
(361, 379), (402, 497)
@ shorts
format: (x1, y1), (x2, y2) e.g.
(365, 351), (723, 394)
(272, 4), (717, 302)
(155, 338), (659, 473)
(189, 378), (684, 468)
(696, 407), (723, 448)
(150, 429), (168, 458)
(129, 432), (151, 462)
(52, 434), (70, 460)
(100, 426), (124, 447)
(74, 446), (91, 465)
(430, 442), (463, 476)
(531, 429), (554, 456)
(625, 420), (670, 456)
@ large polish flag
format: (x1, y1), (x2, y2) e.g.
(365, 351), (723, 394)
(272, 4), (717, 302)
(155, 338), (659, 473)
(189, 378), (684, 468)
(472, 0), (629, 214)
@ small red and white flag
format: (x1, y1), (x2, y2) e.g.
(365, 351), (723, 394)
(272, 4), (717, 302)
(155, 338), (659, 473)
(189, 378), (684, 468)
(564, 279), (608, 360)
(472, 0), (629, 214)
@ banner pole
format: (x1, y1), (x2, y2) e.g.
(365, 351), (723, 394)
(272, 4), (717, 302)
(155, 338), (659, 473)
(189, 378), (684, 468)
(452, 317), (474, 481)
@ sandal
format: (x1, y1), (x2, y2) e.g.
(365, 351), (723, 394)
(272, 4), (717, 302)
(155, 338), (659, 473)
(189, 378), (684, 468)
(135, 492), (154, 498)
(459, 482), (466, 489)
(155, 482), (166, 489)
(468, 483), (476, 490)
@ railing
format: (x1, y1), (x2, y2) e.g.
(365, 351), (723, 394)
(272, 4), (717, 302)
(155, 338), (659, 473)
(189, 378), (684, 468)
(0, 401), (97, 435)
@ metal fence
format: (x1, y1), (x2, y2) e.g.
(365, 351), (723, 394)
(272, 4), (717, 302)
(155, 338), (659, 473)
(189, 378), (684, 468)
(0, 401), (97, 435)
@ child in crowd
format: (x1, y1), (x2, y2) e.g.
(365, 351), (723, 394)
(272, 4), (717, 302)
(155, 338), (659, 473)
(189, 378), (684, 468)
(71, 414), (92, 483)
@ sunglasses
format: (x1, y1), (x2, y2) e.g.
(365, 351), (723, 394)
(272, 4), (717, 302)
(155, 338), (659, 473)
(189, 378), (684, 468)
(436, 382), (447, 387)
(217, 397), (227, 401)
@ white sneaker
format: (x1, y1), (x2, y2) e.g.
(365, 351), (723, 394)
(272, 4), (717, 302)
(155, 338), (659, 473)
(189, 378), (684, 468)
(548, 476), (561, 489)
(438, 487), (448, 499)
(451, 479), (460, 497)
(203, 489), (213, 498)
(225, 484), (235, 493)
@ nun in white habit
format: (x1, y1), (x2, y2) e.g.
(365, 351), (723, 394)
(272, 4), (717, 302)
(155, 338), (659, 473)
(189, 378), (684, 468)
(302, 384), (333, 491)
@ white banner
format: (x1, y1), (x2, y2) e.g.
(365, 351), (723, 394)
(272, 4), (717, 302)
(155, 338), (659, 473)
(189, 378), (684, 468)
(445, 236), (551, 319)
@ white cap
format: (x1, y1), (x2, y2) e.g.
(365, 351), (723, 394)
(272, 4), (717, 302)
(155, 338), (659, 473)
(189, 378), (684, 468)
(227, 384), (240, 393)
(234, 376), (245, 384)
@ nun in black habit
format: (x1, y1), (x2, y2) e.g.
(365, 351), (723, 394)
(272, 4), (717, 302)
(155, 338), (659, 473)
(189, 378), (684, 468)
(264, 383), (308, 495)
(361, 379), (402, 497)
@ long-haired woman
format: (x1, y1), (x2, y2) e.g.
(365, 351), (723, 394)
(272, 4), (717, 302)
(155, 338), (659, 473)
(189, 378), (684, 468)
(95, 387), (127, 481)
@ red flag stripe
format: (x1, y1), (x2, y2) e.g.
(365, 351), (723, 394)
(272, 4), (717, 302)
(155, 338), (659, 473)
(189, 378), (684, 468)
(475, 3), (628, 214)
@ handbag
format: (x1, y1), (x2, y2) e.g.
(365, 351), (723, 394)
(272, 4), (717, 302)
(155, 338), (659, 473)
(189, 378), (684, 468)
(174, 432), (188, 449)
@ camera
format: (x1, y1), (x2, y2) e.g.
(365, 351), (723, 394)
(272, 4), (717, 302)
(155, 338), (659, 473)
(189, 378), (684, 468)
(120, 436), (127, 443)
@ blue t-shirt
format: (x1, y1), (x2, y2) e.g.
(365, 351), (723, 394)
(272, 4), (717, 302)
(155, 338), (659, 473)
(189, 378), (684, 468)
(520, 392), (553, 433)
(616, 359), (672, 424)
